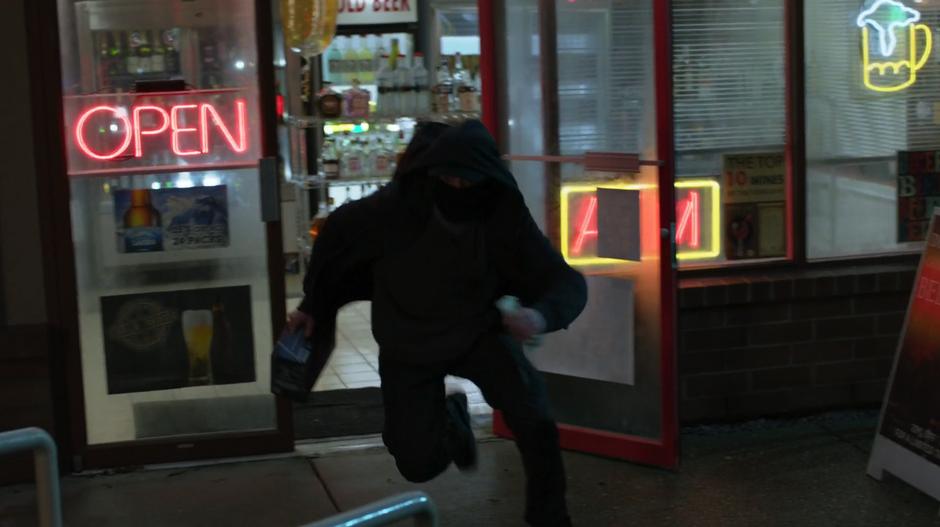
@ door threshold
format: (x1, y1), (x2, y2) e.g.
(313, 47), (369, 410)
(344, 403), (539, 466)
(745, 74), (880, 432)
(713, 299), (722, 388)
(294, 433), (387, 458)
(293, 418), (498, 459)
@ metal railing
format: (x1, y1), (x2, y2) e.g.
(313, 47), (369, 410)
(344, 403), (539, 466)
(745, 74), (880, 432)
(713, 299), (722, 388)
(302, 491), (437, 527)
(0, 427), (63, 527)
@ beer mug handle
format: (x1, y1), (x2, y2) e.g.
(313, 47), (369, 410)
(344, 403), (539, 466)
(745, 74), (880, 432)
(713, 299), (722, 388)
(914, 24), (933, 73)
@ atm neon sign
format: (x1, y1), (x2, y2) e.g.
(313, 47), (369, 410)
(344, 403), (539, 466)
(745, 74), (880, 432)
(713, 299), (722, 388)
(561, 179), (720, 266)
(73, 100), (249, 161)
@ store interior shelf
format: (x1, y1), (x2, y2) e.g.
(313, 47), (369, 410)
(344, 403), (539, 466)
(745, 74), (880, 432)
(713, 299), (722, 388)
(284, 111), (482, 129)
(290, 174), (392, 188)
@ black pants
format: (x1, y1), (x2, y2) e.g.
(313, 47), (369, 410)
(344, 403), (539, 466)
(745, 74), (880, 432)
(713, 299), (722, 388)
(379, 332), (570, 526)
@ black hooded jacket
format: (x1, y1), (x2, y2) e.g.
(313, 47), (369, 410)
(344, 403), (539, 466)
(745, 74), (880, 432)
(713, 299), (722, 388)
(299, 120), (587, 363)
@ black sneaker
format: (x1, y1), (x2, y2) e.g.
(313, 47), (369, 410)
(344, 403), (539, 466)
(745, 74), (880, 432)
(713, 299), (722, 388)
(445, 392), (477, 470)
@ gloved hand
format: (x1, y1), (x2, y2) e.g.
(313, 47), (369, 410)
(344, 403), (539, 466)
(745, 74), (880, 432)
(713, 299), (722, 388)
(286, 310), (316, 338)
(496, 296), (544, 346)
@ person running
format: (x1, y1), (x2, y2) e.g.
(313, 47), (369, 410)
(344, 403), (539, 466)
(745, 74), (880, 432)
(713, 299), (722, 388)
(288, 120), (587, 527)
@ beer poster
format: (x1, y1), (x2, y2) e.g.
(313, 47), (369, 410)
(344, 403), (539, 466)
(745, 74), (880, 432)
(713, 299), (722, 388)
(101, 285), (256, 394)
(869, 209), (940, 502)
(722, 153), (786, 260)
(113, 186), (229, 254)
(897, 150), (940, 243)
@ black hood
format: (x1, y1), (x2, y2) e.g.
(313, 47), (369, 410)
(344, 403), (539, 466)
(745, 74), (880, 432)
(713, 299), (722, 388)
(392, 120), (520, 223)
(409, 119), (518, 190)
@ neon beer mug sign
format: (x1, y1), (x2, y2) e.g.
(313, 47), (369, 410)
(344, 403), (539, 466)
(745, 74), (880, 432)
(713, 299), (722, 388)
(64, 90), (257, 176)
(857, 0), (933, 93)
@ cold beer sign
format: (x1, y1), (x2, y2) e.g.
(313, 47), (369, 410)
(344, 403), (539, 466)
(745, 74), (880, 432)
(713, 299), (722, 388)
(64, 89), (259, 176)
(561, 179), (720, 266)
(337, 0), (418, 25)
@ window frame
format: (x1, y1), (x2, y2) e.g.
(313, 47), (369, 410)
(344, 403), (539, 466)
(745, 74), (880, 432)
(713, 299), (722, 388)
(681, 0), (920, 276)
(509, 0), (922, 277)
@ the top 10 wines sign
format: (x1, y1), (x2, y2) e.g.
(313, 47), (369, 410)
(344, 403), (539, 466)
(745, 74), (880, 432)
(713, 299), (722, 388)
(64, 89), (259, 176)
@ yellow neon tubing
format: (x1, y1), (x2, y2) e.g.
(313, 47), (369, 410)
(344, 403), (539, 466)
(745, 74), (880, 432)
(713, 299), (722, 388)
(675, 180), (721, 261)
(862, 24), (932, 93)
(559, 179), (721, 266)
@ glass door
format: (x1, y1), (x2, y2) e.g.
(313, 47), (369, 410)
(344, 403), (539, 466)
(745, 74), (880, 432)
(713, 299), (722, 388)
(55, 0), (290, 466)
(491, 0), (678, 468)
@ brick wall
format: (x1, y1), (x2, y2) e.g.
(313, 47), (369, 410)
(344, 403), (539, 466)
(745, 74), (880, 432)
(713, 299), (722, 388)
(678, 265), (917, 423)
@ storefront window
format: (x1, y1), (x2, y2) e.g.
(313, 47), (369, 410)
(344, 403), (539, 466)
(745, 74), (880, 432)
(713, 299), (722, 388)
(673, 0), (787, 265)
(56, 0), (278, 445)
(557, 0), (655, 157)
(806, 0), (940, 258)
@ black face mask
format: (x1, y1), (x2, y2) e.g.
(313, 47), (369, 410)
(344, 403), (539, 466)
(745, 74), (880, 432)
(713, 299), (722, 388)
(431, 178), (497, 222)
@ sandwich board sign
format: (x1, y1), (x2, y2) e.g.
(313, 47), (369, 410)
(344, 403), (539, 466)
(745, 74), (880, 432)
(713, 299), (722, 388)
(869, 207), (940, 508)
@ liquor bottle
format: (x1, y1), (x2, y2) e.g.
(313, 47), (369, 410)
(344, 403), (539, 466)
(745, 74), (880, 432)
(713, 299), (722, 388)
(343, 79), (371, 118)
(209, 298), (234, 384)
(163, 29), (180, 74)
(126, 31), (142, 74)
(300, 57), (311, 104)
(341, 37), (358, 84)
(201, 29), (220, 88)
(453, 53), (473, 112)
(433, 57), (453, 115)
(309, 210), (329, 241)
(341, 134), (365, 178)
(372, 135), (394, 177)
(326, 41), (343, 84)
(136, 30), (153, 74)
(453, 53), (467, 85)
(149, 30), (166, 73)
(393, 54), (413, 116)
(321, 137), (340, 180)
(389, 38), (400, 71)
(373, 37), (387, 75)
(316, 82), (343, 118)
(474, 69), (483, 112)
(96, 32), (111, 92)
(122, 189), (163, 253)
(412, 52), (430, 116)
(108, 31), (125, 77)
(459, 73), (478, 113)
(395, 129), (407, 165)
(344, 35), (359, 83)
(357, 35), (375, 84)
(376, 54), (395, 117)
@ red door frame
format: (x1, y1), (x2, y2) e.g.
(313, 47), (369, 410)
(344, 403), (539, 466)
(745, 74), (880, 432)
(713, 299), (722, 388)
(30, 0), (293, 470)
(477, 0), (679, 470)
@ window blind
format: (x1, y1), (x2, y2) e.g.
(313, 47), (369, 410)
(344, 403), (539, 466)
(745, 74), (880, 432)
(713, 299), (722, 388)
(556, 0), (654, 156)
(672, 0), (786, 154)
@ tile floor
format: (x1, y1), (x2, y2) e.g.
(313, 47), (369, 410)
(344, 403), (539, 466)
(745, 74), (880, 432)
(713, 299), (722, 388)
(289, 300), (491, 415)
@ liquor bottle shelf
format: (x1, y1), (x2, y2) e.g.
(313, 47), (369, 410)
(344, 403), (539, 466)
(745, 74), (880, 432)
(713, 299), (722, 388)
(291, 174), (393, 188)
(283, 111), (482, 129)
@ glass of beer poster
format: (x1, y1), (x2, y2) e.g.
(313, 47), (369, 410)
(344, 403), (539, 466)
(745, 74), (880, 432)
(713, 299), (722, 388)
(182, 309), (213, 385)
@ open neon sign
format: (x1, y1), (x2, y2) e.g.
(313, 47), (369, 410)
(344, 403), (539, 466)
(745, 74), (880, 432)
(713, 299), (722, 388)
(561, 179), (720, 265)
(74, 100), (248, 161)
(64, 90), (257, 176)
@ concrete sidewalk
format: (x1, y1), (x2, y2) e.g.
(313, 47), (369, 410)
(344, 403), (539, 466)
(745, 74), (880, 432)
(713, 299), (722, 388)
(2, 411), (939, 526)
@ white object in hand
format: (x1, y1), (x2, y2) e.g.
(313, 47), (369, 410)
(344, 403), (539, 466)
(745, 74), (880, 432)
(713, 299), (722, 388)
(496, 295), (542, 348)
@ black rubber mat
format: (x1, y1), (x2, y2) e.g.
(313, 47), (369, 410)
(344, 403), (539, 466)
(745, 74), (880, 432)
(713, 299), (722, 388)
(293, 387), (385, 440)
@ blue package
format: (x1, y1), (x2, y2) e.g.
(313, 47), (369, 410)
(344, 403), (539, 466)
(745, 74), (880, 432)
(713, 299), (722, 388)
(274, 329), (312, 364)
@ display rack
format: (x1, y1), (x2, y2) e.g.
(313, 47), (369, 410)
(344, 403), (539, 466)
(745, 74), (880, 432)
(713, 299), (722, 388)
(284, 110), (481, 273)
